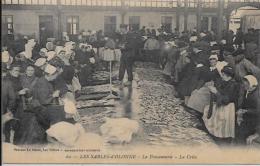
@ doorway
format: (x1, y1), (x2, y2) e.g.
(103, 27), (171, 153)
(104, 16), (117, 36)
(39, 15), (54, 46)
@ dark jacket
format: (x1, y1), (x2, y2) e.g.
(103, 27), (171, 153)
(33, 77), (55, 106)
(20, 75), (38, 90)
(214, 79), (239, 106)
(238, 86), (260, 134)
(2, 77), (16, 114)
(6, 74), (23, 93)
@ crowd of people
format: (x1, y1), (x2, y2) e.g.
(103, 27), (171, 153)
(1, 25), (260, 147)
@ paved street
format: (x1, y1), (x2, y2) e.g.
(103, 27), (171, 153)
(77, 62), (216, 148)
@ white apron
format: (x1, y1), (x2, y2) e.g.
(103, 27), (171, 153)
(203, 103), (235, 138)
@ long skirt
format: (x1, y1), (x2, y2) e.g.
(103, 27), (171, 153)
(79, 66), (92, 86)
(187, 86), (211, 113)
(203, 103), (235, 138)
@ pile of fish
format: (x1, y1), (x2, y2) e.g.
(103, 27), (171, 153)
(76, 83), (120, 133)
(81, 84), (111, 94)
(78, 107), (116, 133)
(135, 62), (160, 69)
(135, 68), (169, 84)
(135, 63), (216, 147)
(76, 99), (116, 109)
(88, 70), (119, 85)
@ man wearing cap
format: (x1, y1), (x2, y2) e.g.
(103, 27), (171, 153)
(226, 30), (234, 47)
(118, 32), (136, 86)
(234, 28), (243, 48)
(2, 64), (17, 142)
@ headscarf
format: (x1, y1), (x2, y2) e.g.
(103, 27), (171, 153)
(34, 58), (47, 67)
(244, 75), (258, 88)
(46, 51), (56, 61)
(44, 64), (57, 75)
(200, 32), (206, 38)
(46, 42), (55, 51)
(216, 61), (228, 75)
(210, 41), (217, 47)
(55, 46), (66, 55)
(209, 54), (218, 61)
(189, 36), (198, 42)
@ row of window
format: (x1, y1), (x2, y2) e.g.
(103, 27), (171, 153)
(2, 15), (13, 35)
(3, 0), (57, 5)
(68, 15), (174, 34)
(5, 0), (254, 8)
(1, 15), (174, 36)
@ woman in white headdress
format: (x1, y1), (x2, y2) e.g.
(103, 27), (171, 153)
(187, 55), (224, 114)
(32, 64), (67, 130)
(202, 66), (239, 145)
(236, 75), (260, 145)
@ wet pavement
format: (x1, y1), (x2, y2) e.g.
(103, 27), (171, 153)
(77, 62), (217, 148)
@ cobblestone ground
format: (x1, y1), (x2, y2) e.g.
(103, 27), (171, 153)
(134, 62), (216, 147)
(77, 62), (216, 147)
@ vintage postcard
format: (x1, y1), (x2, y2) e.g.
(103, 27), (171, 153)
(1, 0), (260, 164)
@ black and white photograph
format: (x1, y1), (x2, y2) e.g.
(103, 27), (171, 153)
(1, 0), (260, 164)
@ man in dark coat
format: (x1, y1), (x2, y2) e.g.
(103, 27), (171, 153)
(2, 64), (16, 114)
(234, 28), (243, 48)
(118, 32), (136, 86)
(2, 64), (17, 143)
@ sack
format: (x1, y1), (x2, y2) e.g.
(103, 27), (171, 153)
(46, 122), (81, 147)
(100, 118), (139, 144)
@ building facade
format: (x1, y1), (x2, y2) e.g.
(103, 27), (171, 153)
(2, 0), (260, 41)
